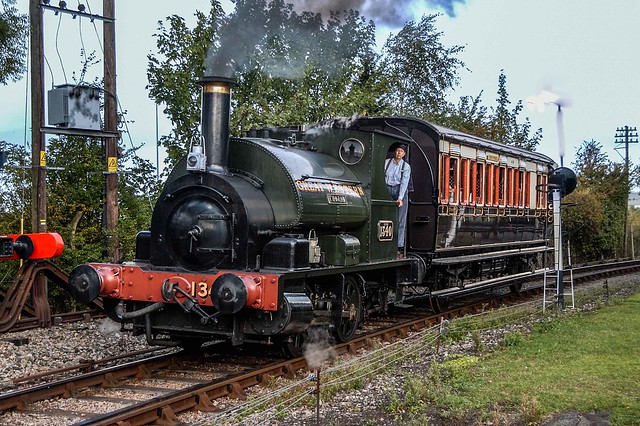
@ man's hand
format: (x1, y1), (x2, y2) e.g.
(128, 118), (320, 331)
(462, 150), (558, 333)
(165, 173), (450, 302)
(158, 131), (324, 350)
(396, 198), (403, 207)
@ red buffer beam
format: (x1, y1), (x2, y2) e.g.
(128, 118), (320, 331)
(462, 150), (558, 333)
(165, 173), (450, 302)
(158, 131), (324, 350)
(0, 233), (64, 261)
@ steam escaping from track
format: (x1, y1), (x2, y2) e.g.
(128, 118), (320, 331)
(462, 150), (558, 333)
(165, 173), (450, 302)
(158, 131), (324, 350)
(304, 328), (336, 370)
(98, 318), (121, 333)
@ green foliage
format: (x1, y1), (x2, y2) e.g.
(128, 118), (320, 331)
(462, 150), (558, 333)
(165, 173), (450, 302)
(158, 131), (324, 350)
(46, 137), (104, 255)
(502, 331), (525, 347)
(444, 91), (490, 135)
(147, 3), (542, 173)
(147, 2), (223, 168)
(562, 190), (607, 261)
(471, 330), (483, 351)
(229, 6), (382, 131)
(0, 135), (159, 307)
(443, 71), (542, 150)
(449, 292), (640, 423)
(379, 14), (465, 121)
(565, 139), (628, 260)
(147, 0), (382, 170)
(388, 354), (480, 420)
(0, 143), (30, 231)
(488, 71), (542, 150)
(0, 0), (28, 84)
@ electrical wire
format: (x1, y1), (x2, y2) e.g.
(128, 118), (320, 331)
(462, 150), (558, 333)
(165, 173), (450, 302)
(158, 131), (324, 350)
(43, 54), (55, 87)
(54, 11), (68, 83)
(22, 24), (31, 232)
(77, 4), (88, 83)
(83, 0), (158, 208)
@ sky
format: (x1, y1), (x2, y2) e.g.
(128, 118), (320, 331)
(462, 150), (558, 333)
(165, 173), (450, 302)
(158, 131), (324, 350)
(1, 0), (639, 174)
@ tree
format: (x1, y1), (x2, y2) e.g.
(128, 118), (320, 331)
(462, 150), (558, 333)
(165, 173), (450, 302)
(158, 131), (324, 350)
(147, 2), (224, 167)
(488, 71), (541, 150)
(0, 135), (160, 307)
(0, 0), (28, 84)
(443, 71), (542, 150)
(563, 139), (628, 260)
(379, 14), (465, 121)
(443, 91), (490, 135)
(148, 0), (382, 169)
(562, 190), (606, 262)
(229, 4), (382, 132)
(45, 136), (161, 266)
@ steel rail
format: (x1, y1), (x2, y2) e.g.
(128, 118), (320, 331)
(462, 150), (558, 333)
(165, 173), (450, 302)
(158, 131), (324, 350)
(2, 259), (639, 424)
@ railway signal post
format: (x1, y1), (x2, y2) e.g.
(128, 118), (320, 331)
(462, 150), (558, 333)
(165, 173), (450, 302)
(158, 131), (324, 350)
(551, 186), (564, 309)
(548, 167), (577, 310)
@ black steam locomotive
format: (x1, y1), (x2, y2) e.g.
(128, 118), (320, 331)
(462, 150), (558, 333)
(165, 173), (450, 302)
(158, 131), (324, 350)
(68, 76), (557, 354)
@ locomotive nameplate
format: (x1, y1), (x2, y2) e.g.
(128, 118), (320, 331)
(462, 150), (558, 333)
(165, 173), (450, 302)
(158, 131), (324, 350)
(327, 194), (347, 205)
(377, 220), (393, 241)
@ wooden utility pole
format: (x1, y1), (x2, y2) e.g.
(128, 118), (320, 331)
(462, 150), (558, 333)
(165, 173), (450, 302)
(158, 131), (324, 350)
(615, 125), (638, 258)
(29, 0), (50, 327)
(104, 0), (119, 261)
(29, 0), (46, 234)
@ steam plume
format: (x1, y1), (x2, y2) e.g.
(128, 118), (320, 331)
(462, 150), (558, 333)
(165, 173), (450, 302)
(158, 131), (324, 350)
(204, 0), (467, 78)
(292, 0), (467, 24)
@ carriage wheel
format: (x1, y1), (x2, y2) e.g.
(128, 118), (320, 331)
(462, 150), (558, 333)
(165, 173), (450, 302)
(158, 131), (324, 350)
(509, 282), (523, 293)
(430, 295), (449, 313)
(334, 276), (363, 343)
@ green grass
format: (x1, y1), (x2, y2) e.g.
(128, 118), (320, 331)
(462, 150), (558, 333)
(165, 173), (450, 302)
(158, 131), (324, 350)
(420, 292), (640, 425)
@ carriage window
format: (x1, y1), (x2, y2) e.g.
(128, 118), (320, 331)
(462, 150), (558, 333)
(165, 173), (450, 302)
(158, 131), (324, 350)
(524, 171), (531, 207)
(460, 159), (470, 205)
(449, 157), (459, 204)
(536, 174), (548, 208)
(474, 162), (484, 205)
(440, 155), (449, 204)
(497, 166), (506, 206)
(507, 168), (514, 207)
(486, 164), (494, 206)
(515, 170), (524, 207)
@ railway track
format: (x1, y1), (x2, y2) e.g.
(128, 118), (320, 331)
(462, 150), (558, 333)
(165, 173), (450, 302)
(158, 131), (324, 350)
(0, 260), (105, 334)
(0, 259), (638, 425)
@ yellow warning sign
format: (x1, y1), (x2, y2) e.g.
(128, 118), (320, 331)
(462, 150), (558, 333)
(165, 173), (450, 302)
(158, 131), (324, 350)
(107, 156), (117, 173)
(39, 151), (46, 167)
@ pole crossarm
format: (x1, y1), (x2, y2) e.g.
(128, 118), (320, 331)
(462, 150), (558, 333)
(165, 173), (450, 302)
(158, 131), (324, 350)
(40, 3), (115, 22)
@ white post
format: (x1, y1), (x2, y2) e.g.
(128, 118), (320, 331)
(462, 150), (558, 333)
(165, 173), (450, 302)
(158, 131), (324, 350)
(553, 188), (564, 310)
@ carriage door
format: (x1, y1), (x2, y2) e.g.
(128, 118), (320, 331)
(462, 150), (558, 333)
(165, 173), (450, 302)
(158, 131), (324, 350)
(407, 147), (437, 251)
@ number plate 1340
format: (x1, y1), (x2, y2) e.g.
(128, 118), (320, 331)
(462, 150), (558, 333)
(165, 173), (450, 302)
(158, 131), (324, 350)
(377, 220), (393, 241)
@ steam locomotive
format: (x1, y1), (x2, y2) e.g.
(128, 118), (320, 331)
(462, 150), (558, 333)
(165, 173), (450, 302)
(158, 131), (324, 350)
(68, 76), (558, 354)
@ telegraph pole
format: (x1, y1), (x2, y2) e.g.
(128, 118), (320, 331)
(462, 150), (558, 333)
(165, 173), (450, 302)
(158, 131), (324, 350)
(28, 0), (50, 327)
(104, 0), (119, 261)
(29, 0), (46, 234)
(615, 126), (638, 257)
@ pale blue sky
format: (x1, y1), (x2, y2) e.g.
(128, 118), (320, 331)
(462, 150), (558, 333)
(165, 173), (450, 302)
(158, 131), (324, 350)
(1, 0), (638, 172)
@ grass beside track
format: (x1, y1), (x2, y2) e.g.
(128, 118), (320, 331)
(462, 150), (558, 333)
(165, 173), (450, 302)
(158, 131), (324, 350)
(423, 292), (640, 424)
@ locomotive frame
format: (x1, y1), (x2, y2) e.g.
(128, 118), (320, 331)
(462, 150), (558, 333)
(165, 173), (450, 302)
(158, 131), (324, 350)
(68, 76), (555, 355)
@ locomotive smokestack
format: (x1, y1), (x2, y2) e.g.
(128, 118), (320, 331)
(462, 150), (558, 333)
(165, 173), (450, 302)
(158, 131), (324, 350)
(198, 76), (234, 173)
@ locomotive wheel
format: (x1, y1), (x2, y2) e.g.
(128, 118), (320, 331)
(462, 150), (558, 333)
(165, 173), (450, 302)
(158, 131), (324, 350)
(281, 332), (307, 358)
(334, 276), (363, 343)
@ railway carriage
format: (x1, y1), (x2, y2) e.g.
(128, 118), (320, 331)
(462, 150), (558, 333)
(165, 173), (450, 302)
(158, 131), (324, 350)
(68, 76), (556, 354)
